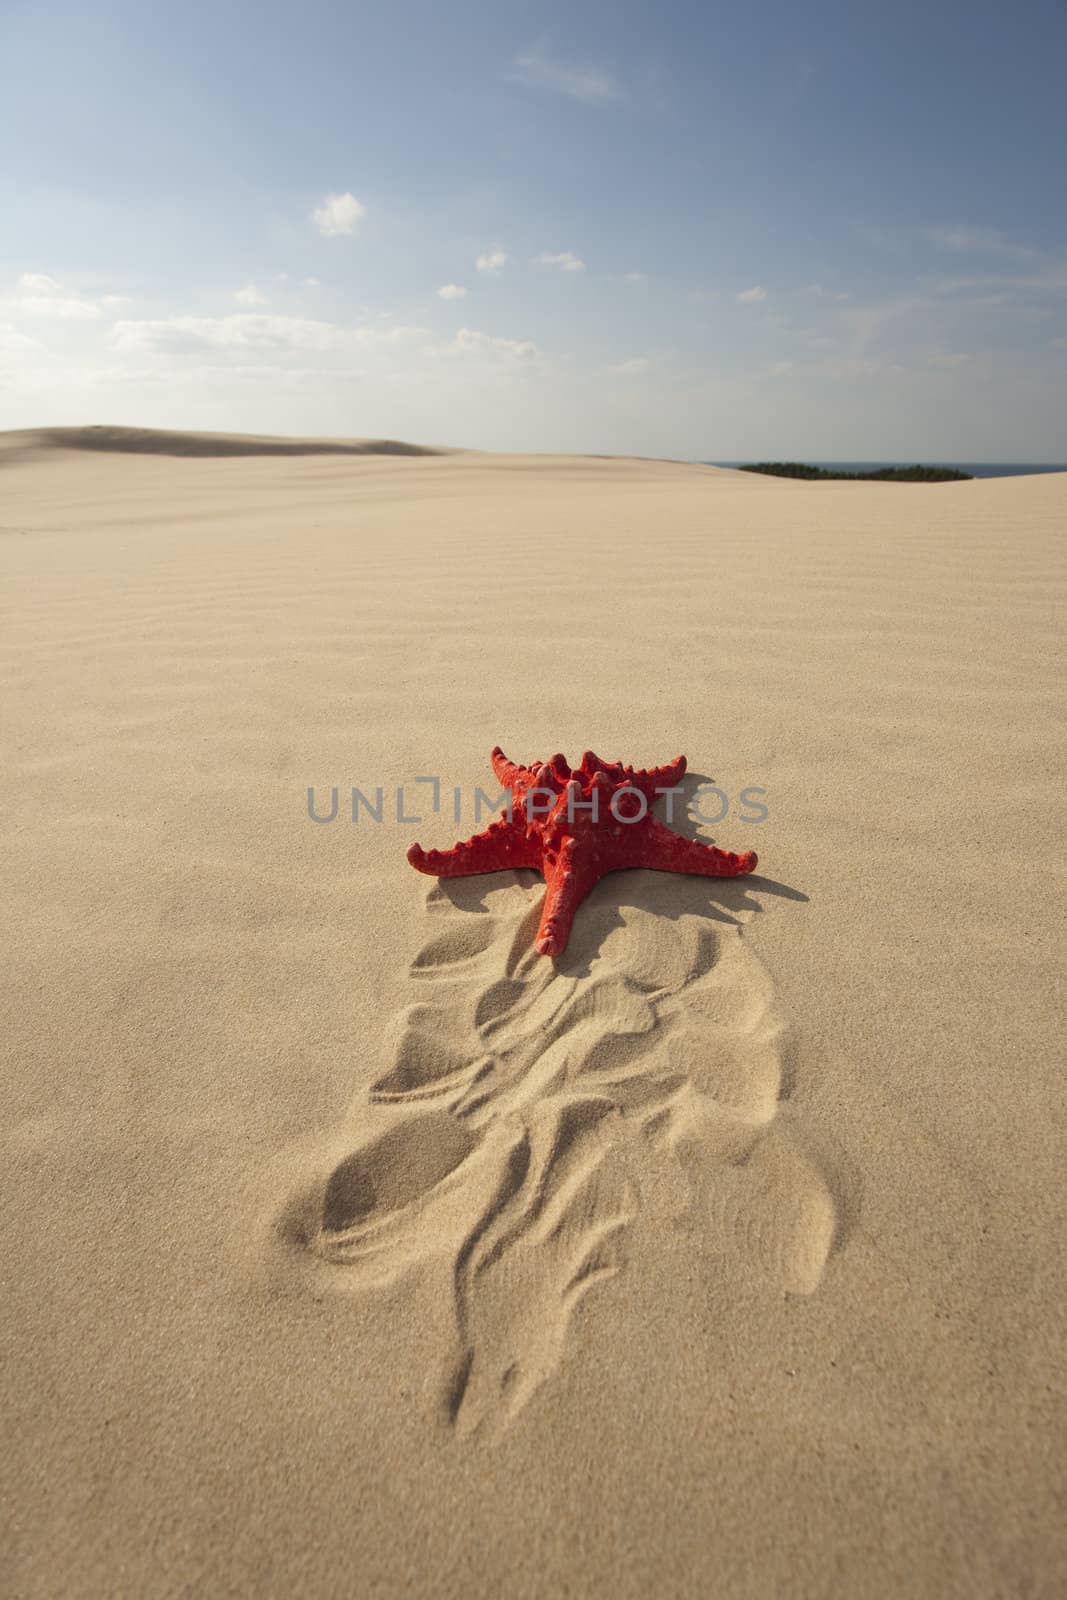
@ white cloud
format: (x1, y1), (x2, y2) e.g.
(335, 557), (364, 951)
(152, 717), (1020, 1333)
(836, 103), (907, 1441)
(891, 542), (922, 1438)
(475, 250), (508, 274)
(18, 273), (62, 294)
(609, 357), (651, 375)
(737, 286), (767, 303)
(7, 272), (103, 320)
(15, 298), (100, 322)
(349, 322), (428, 346)
(311, 192), (366, 237)
(443, 327), (538, 360)
(234, 283), (268, 306)
(0, 320), (41, 352)
(770, 360), (794, 376)
(110, 314), (424, 356)
(437, 284), (468, 300)
(303, 277), (321, 289)
(513, 49), (618, 104)
(101, 294), (131, 308)
(112, 315), (341, 355)
(537, 251), (586, 272)
(624, 272), (647, 283)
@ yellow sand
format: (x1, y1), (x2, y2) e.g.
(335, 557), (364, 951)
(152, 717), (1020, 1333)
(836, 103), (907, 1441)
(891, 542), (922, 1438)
(2, 428), (1064, 1597)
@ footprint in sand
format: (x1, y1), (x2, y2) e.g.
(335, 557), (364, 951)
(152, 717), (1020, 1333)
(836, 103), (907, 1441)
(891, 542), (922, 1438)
(286, 869), (842, 1437)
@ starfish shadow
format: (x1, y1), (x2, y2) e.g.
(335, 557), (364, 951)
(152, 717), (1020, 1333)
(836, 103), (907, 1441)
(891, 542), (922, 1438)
(671, 769), (766, 843)
(543, 871), (791, 980)
(432, 865), (807, 986)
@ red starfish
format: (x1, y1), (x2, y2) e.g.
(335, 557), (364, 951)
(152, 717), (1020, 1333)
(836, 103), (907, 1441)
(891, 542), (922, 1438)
(407, 747), (758, 958)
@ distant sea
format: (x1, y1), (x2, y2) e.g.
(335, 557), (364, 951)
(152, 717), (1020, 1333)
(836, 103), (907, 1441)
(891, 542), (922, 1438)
(703, 461), (1067, 478)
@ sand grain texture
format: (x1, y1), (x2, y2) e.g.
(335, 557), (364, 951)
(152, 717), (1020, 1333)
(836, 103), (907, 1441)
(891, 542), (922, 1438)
(1, 429), (1064, 1598)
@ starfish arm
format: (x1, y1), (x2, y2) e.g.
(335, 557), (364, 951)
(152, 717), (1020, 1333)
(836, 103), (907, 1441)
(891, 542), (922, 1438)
(627, 754), (687, 799)
(629, 816), (757, 878)
(407, 817), (541, 877)
(490, 745), (531, 790)
(535, 841), (598, 957)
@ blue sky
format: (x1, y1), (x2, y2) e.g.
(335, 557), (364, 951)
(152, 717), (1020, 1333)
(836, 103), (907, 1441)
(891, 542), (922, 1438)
(2, 0), (1065, 458)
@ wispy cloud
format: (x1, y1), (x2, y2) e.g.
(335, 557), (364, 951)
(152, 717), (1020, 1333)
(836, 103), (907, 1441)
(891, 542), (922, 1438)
(736, 286), (767, 304)
(234, 283), (268, 306)
(111, 315), (423, 356)
(924, 225), (1038, 260)
(475, 249), (508, 274)
(839, 295), (928, 353)
(927, 260), (1067, 298)
(924, 349), (973, 369)
(608, 357), (651, 375)
(437, 284), (468, 301)
(440, 327), (538, 360)
(311, 192), (366, 237)
(512, 48), (618, 104)
(623, 271), (647, 283)
(770, 354), (908, 382)
(536, 250), (586, 272)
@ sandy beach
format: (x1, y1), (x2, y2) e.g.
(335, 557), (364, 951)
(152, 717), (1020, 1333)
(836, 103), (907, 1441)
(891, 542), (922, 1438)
(2, 428), (1064, 1598)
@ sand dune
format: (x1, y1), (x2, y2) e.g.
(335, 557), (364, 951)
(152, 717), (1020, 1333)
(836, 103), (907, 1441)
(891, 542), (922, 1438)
(0, 423), (453, 464)
(1, 433), (1064, 1597)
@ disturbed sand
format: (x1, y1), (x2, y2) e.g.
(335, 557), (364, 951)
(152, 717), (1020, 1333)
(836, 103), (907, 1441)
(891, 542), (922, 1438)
(1, 428), (1064, 1597)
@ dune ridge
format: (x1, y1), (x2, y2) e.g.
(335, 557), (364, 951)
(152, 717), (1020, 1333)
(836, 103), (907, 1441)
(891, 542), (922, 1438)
(0, 423), (453, 464)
